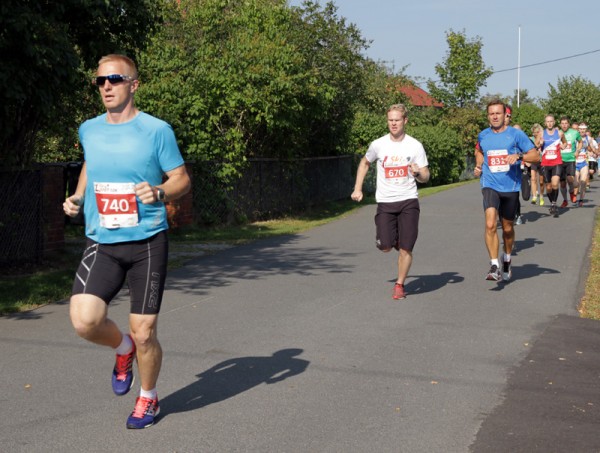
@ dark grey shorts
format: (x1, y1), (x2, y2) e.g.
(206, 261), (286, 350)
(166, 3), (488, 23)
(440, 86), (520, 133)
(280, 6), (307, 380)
(374, 199), (420, 252)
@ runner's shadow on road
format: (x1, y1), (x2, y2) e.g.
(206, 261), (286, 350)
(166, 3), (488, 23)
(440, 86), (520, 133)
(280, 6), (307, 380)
(512, 237), (543, 255)
(519, 211), (547, 224)
(158, 348), (309, 420)
(398, 272), (464, 295)
(489, 263), (559, 291)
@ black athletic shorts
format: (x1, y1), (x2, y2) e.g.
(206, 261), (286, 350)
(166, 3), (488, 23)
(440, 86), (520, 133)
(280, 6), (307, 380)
(374, 199), (420, 252)
(542, 164), (562, 182)
(72, 231), (168, 315)
(589, 161), (598, 172)
(482, 188), (519, 221)
(560, 161), (576, 180)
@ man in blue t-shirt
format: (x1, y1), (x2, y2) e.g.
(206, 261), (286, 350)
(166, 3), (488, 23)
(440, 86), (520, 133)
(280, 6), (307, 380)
(474, 100), (538, 282)
(63, 54), (191, 429)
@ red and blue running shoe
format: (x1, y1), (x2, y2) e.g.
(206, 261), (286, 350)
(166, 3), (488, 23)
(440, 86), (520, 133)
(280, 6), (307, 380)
(126, 396), (160, 429)
(112, 334), (136, 396)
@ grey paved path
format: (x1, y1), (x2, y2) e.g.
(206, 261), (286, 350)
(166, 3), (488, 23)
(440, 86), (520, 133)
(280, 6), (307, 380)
(2, 182), (600, 452)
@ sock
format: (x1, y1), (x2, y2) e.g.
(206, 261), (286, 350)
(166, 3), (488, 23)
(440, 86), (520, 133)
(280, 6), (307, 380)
(503, 253), (511, 262)
(140, 387), (158, 400)
(491, 259), (499, 267)
(115, 333), (133, 355)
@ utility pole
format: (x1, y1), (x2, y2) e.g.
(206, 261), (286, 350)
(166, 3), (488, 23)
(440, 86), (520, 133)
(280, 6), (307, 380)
(517, 26), (521, 108)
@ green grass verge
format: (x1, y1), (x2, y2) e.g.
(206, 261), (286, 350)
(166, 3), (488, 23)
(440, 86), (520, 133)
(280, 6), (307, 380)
(0, 179), (474, 315)
(579, 209), (600, 320)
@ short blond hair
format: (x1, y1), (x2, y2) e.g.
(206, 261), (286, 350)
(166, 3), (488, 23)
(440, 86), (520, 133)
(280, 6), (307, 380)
(97, 54), (138, 79)
(387, 103), (408, 117)
(531, 123), (543, 134)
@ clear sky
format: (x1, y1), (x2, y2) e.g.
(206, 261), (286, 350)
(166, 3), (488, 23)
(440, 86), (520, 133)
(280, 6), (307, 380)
(288, 0), (600, 101)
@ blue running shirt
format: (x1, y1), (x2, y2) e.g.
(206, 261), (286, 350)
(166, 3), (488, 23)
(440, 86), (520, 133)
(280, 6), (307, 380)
(79, 112), (185, 244)
(478, 126), (534, 193)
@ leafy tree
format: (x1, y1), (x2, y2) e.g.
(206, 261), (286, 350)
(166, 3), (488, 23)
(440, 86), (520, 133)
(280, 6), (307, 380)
(0, 0), (163, 167)
(543, 76), (600, 133)
(290, 1), (370, 157)
(409, 124), (463, 185)
(511, 103), (545, 136)
(138, 0), (370, 181)
(440, 106), (487, 155)
(510, 88), (540, 108)
(348, 62), (411, 153)
(140, 0), (306, 172)
(427, 29), (493, 108)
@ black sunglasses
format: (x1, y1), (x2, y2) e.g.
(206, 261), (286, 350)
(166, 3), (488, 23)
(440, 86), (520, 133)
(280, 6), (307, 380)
(92, 74), (134, 86)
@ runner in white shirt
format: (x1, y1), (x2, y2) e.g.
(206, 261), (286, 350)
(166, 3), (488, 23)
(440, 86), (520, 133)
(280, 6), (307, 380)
(352, 104), (430, 300)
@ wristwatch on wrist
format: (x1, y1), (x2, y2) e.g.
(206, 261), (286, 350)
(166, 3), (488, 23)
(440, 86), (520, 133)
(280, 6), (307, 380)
(518, 152), (524, 160)
(156, 187), (166, 202)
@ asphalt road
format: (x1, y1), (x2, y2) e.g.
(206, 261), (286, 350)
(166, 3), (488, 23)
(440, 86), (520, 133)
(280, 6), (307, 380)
(2, 181), (600, 452)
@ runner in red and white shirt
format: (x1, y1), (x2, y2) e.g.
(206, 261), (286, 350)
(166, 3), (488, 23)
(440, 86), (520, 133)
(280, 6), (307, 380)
(540, 114), (567, 216)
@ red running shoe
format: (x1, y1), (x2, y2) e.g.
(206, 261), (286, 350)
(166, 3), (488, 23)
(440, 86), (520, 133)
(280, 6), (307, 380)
(570, 192), (577, 203)
(393, 283), (406, 300)
(560, 200), (568, 208)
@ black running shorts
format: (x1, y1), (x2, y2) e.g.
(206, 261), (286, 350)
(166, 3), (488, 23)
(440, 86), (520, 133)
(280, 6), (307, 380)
(542, 164), (562, 182)
(72, 231), (168, 315)
(560, 161), (576, 180)
(589, 161), (598, 172)
(481, 188), (519, 221)
(374, 198), (420, 252)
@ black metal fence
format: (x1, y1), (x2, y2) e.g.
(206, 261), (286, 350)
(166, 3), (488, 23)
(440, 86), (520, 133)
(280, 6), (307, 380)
(0, 168), (43, 266)
(0, 155), (367, 266)
(191, 155), (365, 224)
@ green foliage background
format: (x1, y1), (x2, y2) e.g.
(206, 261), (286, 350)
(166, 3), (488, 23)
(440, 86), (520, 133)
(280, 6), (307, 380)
(2, 0), (599, 213)
(0, 0), (162, 167)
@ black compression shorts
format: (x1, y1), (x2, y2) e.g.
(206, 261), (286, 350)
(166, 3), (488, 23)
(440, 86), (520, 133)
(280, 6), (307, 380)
(482, 188), (519, 221)
(542, 164), (562, 182)
(72, 231), (168, 315)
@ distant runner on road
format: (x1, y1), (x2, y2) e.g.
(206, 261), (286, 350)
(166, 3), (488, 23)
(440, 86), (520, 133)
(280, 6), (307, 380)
(540, 114), (566, 216)
(558, 117), (582, 208)
(351, 103), (430, 300)
(474, 100), (539, 282)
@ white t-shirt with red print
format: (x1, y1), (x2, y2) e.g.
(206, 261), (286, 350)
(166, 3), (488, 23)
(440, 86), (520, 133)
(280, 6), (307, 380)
(365, 133), (428, 203)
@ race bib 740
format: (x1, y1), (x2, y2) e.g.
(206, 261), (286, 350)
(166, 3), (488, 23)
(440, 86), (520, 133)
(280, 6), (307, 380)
(94, 182), (139, 229)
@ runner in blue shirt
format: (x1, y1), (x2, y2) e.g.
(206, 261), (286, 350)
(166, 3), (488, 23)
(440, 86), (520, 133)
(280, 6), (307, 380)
(474, 100), (539, 282)
(63, 54), (191, 429)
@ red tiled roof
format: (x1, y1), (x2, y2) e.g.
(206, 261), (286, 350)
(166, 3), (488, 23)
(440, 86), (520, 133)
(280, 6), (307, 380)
(398, 85), (443, 108)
